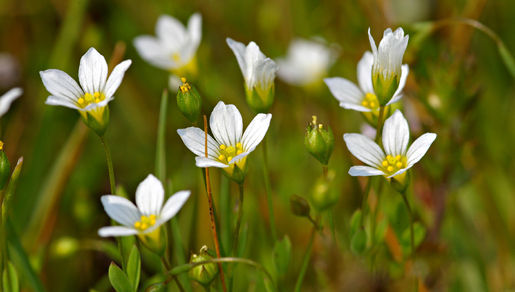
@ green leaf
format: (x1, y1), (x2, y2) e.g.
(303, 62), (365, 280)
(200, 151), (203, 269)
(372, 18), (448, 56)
(374, 217), (388, 243)
(108, 262), (132, 292)
(273, 235), (291, 276)
(2, 261), (19, 292)
(400, 222), (427, 255)
(126, 245), (141, 292)
(350, 229), (367, 255)
(498, 43), (515, 79)
(349, 209), (362, 236)
(1, 158), (23, 222)
(118, 235), (136, 269)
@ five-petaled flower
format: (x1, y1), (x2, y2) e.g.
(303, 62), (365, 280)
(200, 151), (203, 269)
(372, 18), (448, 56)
(343, 110), (436, 181)
(178, 101), (272, 183)
(40, 47), (132, 136)
(0, 87), (23, 117)
(368, 27), (409, 106)
(134, 13), (201, 77)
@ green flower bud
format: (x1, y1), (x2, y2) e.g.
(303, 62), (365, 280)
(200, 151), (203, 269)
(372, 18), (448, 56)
(177, 77), (202, 123)
(311, 169), (339, 211)
(245, 83), (275, 113)
(189, 245), (218, 286)
(290, 194), (311, 217)
(79, 106), (110, 137)
(0, 142), (11, 190)
(51, 237), (80, 258)
(305, 116), (334, 165)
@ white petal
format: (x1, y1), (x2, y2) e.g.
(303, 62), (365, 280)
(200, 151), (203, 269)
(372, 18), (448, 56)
(177, 127), (219, 158)
(209, 101), (243, 146)
(45, 95), (80, 110)
(406, 133), (437, 168)
(78, 48), (108, 94)
(386, 167), (409, 179)
(228, 151), (250, 165)
(104, 59), (132, 99)
(98, 226), (138, 237)
(324, 77), (365, 109)
(338, 102), (371, 112)
(244, 42), (267, 88)
(343, 133), (384, 167)
(386, 64), (409, 105)
(135, 174), (164, 216)
(100, 195), (140, 227)
(0, 87), (22, 117)
(357, 51), (374, 94)
(40, 69), (83, 103)
(226, 38), (247, 78)
(195, 156), (228, 168)
(349, 166), (385, 177)
(368, 28), (378, 56)
(156, 15), (187, 47)
(241, 113), (271, 151)
(159, 190), (191, 223)
(382, 110), (409, 156)
(134, 36), (175, 70)
(187, 13), (202, 51)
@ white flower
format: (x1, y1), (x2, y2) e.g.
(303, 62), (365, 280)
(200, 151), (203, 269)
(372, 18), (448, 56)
(226, 38), (278, 93)
(277, 38), (336, 86)
(40, 47), (131, 117)
(0, 87), (22, 117)
(343, 110), (436, 178)
(98, 174), (190, 237)
(177, 101), (271, 181)
(134, 13), (201, 74)
(324, 51), (408, 111)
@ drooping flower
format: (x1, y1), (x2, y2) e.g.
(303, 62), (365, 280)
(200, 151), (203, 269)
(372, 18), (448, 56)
(98, 174), (190, 250)
(368, 27), (409, 105)
(343, 110), (436, 181)
(134, 13), (201, 77)
(178, 101), (272, 182)
(226, 38), (278, 112)
(40, 47), (131, 136)
(324, 51), (407, 115)
(0, 87), (22, 117)
(277, 38), (336, 87)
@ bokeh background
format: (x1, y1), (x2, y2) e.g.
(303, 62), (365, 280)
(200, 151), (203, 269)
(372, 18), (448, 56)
(1, 0), (515, 291)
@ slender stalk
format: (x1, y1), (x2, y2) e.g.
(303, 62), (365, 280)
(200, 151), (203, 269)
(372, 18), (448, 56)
(232, 183), (244, 255)
(360, 178), (373, 227)
(161, 257), (185, 292)
(100, 136), (116, 195)
(203, 115), (227, 292)
(220, 176), (231, 255)
(399, 191), (414, 255)
(375, 106), (386, 144)
(262, 137), (277, 242)
(294, 226), (317, 292)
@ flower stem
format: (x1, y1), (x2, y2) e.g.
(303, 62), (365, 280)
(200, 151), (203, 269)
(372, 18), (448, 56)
(232, 183), (244, 255)
(399, 191), (414, 255)
(294, 226), (317, 292)
(262, 137), (277, 242)
(360, 178), (373, 227)
(203, 115), (227, 292)
(100, 136), (115, 195)
(375, 106), (386, 144)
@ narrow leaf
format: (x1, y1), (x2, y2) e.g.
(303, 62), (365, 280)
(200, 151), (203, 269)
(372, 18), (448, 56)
(126, 245), (141, 292)
(108, 262), (132, 292)
(2, 261), (19, 292)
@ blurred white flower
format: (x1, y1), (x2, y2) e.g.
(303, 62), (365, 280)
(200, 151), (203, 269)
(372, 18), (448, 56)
(0, 87), (22, 117)
(368, 27), (409, 105)
(134, 13), (201, 76)
(324, 51), (407, 112)
(98, 174), (190, 237)
(277, 38), (337, 86)
(178, 101), (271, 182)
(344, 110), (436, 179)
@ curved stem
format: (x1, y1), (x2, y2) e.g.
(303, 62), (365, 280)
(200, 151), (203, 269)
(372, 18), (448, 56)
(262, 138), (278, 242)
(294, 226), (317, 292)
(100, 136), (115, 195)
(399, 191), (414, 255)
(232, 183), (244, 255)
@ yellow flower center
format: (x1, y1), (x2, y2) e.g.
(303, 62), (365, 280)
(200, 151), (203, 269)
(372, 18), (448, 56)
(381, 154), (407, 176)
(133, 214), (157, 232)
(77, 91), (106, 108)
(0, 141), (3, 151)
(217, 143), (244, 164)
(179, 77), (191, 93)
(361, 93), (380, 110)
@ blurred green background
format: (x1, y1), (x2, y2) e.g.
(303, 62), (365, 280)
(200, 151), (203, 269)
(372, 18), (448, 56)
(1, 0), (515, 290)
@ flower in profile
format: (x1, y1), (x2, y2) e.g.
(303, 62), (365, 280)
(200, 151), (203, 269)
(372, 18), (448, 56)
(0, 87), (22, 117)
(277, 38), (336, 87)
(324, 51), (407, 119)
(40, 48), (131, 136)
(178, 101), (272, 183)
(368, 27), (409, 105)
(343, 110), (436, 182)
(99, 174), (190, 250)
(134, 13), (201, 77)
(226, 38), (278, 113)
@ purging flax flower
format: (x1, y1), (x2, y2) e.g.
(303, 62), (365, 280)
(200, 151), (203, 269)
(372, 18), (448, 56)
(0, 87), (22, 117)
(40, 47), (132, 136)
(368, 27), (409, 106)
(226, 38), (278, 112)
(134, 13), (201, 77)
(178, 101), (272, 183)
(99, 174), (190, 251)
(343, 110), (436, 182)
(277, 38), (336, 87)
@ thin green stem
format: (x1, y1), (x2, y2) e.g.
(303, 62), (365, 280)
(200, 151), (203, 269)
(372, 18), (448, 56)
(262, 137), (277, 242)
(375, 106), (386, 144)
(399, 191), (414, 255)
(294, 226), (317, 292)
(232, 183), (244, 255)
(360, 178), (373, 227)
(100, 136), (116, 195)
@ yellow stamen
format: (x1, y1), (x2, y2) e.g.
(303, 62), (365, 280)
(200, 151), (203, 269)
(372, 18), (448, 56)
(220, 144), (226, 150)
(227, 156), (233, 162)
(181, 77), (187, 83)
(0, 141), (3, 151)
(387, 166), (394, 172)
(133, 214), (158, 232)
(236, 150), (243, 155)
(218, 154), (226, 161)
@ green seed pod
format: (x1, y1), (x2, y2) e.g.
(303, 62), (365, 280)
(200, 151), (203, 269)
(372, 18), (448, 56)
(305, 116), (334, 165)
(290, 194), (311, 218)
(177, 77), (202, 123)
(189, 246), (218, 286)
(0, 142), (11, 190)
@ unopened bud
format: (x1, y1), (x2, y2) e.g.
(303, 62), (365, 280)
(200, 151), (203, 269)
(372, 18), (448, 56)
(177, 77), (202, 123)
(290, 194), (311, 217)
(305, 116), (334, 165)
(311, 169), (338, 211)
(0, 142), (11, 189)
(189, 245), (218, 286)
